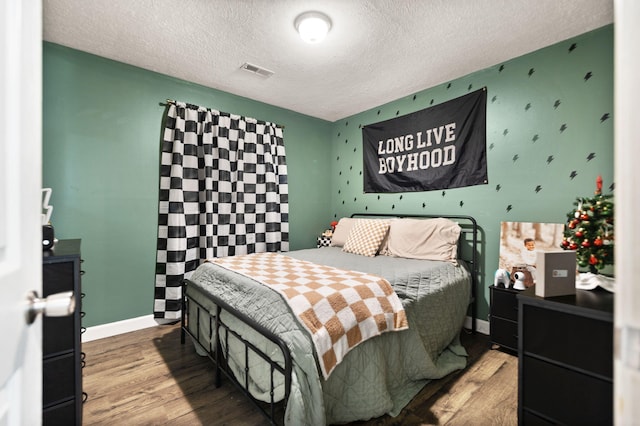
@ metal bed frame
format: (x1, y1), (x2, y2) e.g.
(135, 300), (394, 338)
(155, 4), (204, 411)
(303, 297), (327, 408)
(181, 213), (480, 425)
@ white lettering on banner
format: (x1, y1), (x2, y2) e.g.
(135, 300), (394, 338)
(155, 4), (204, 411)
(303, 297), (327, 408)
(376, 122), (457, 175)
(378, 145), (456, 174)
(378, 122), (456, 155)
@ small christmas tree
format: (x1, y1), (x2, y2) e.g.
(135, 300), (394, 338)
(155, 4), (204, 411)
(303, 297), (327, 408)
(561, 176), (614, 274)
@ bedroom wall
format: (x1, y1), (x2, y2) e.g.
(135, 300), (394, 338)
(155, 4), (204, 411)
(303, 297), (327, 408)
(328, 25), (614, 321)
(42, 43), (333, 327)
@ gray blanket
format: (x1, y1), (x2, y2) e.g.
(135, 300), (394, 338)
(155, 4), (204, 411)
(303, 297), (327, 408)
(187, 247), (471, 425)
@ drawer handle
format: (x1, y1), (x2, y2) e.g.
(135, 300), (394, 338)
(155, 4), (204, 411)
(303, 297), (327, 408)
(82, 392), (88, 403)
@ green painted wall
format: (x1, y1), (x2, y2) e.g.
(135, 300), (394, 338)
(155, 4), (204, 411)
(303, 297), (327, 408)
(42, 43), (333, 327)
(43, 24), (613, 328)
(328, 25), (614, 321)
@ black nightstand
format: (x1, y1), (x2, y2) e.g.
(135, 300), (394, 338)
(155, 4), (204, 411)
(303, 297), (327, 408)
(489, 284), (520, 353)
(517, 288), (613, 425)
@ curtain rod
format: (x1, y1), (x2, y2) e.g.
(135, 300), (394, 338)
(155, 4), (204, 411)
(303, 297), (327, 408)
(161, 99), (284, 129)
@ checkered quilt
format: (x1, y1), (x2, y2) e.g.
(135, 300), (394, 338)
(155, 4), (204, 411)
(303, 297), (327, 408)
(212, 252), (408, 378)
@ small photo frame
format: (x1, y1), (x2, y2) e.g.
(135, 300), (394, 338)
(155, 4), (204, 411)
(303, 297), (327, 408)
(499, 221), (565, 288)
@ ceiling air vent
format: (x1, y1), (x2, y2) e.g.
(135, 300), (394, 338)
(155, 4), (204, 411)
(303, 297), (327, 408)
(240, 62), (274, 78)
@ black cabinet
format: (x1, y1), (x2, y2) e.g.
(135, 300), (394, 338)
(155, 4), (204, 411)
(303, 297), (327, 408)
(517, 288), (613, 425)
(489, 285), (520, 353)
(42, 239), (83, 425)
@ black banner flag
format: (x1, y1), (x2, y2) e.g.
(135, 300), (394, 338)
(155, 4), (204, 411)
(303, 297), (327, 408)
(362, 89), (487, 193)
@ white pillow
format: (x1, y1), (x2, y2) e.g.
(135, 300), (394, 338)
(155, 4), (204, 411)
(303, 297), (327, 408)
(342, 219), (390, 257)
(384, 218), (461, 263)
(329, 217), (357, 247)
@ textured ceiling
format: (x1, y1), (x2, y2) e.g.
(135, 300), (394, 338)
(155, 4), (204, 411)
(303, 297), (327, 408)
(43, 0), (613, 122)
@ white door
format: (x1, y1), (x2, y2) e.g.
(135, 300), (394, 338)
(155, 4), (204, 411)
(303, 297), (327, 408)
(0, 0), (43, 424)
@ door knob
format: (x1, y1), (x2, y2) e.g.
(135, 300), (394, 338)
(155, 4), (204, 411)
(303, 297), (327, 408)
(25, 290), (76, 325)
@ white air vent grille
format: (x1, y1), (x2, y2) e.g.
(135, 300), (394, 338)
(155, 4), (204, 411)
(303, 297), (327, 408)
(240, 62), (274, 78)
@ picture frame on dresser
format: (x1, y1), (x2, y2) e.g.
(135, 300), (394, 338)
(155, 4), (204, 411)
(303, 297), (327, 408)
(499, 221), (565, 289)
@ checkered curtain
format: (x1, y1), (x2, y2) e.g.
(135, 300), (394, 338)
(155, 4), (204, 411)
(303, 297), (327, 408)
(154, 101), (289, 320)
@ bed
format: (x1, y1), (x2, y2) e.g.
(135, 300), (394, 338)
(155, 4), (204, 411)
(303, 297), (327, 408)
(181, 213), (479, 425)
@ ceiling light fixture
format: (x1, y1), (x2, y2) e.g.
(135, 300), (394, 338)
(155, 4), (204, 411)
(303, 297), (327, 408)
(294, 11), (332, 44)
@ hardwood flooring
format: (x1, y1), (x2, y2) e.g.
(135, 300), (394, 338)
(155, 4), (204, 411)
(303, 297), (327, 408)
(82, 324), (517, 425)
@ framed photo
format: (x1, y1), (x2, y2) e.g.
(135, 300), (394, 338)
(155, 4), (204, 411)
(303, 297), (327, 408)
(499, 221), (565, 288)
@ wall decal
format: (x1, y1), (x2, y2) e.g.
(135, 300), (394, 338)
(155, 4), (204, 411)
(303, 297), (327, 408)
(506, 205), (513, 212)
(459, 201), (464, 207)
(600, 113), (610, 122)
(525, 103), (531, 111)
(547, 155), (554, 164)
(560, 124), (568, 132)
(528, 68), (535, 77)
(584, 72), (593, 81)
(468, 84), (473, 91)
(569, 43), (577, 52)
(587, 153), (596, 161)
(570, 171), (578, 179)
(503, 129), (509, 136)
(496, 184), (501, 191)
(513, 154), (519, 162)
(446, 83), (452, 89)
(413, 95), (417, 101)
(492, 96), (498, 103)
(396, 110), (400, 116)
(535, 185), (542, 193)
(442, 191), (446, 197)
(532, 134), (539, 142)
(554, 100), (561, 108)
(489, 143), (495, 150)
(499, 65), (505, 72)
(422, 202), (426, 208)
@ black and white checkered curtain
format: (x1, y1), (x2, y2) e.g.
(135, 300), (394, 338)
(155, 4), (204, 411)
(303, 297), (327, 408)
(154, 101), (289, 320)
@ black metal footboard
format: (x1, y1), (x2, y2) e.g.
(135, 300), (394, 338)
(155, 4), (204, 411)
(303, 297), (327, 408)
(180, 279), (292, 425)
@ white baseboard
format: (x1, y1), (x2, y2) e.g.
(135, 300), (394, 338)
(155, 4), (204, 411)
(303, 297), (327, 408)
(82, 314), (489, 343)
(465, 316), (490, 335)
(82, 314), (159, 343)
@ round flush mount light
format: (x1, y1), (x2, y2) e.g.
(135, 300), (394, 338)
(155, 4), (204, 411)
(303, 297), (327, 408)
(294, 11), (332, 44)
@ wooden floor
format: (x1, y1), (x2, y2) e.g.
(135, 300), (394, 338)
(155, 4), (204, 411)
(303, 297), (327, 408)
(82, 324), (518, 425)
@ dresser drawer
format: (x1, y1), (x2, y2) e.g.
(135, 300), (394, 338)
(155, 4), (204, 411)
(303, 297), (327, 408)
(522, 356), (612, 425)
(43, 354), (77, 407)
(490, 317), (518, 351)
(491, 287), (519, 321)
(521, 304), (613, 377)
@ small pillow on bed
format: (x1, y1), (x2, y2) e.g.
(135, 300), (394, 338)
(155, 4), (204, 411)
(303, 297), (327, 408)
(329, 217), (357, 247)
(342, 219), (390, 257)
(384, 218), (461, 263)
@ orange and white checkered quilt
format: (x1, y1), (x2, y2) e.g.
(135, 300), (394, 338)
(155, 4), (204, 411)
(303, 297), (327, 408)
(213, 252), (409, 379)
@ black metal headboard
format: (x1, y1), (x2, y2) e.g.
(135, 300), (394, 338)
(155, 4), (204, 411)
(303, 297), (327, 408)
(350, 213), (479, 333)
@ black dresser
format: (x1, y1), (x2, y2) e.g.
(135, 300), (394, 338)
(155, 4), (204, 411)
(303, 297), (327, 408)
(517, 287), (613, 425)
(42, 239), (84, 425)
(489, 284), (520, 353)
